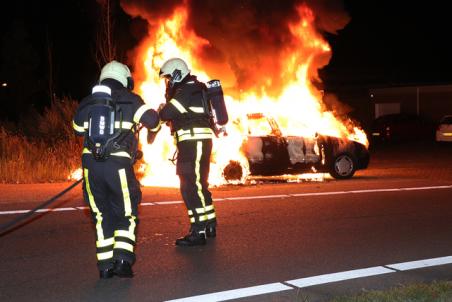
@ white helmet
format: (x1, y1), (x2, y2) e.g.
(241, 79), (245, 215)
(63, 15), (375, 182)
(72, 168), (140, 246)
(159, 58), (190, 83)
(99, 60), (133, 89)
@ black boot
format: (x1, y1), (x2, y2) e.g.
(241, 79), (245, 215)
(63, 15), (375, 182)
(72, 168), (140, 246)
(113, 260), (134, 278)
(175, 229), (206, 246)
(206, 224), (216, 238)
(99, 268), (114, 279)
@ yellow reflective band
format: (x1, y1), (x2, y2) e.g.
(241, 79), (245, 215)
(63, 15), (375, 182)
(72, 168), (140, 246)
(206, 213), (216, 220)
(177, 134), (213, 142)
(84, 169), (104, 241)
(188, 210), (193, 215)
(83, 148), (91, 154)
(96, 237), (115, 248)
(175, 128), (214, 142)
(372, 133), (380, 136)
(195, 141), (206, 208)
(118, 169), (132, 216)
(97, 251), (113, 261)
(111, 152), (131, 159)
(189, 106), (204, 113)
(84, 121), (89, 129)
(114, 121), (134, 130)
(204, 205), (214, 212)
(134, 104), (154, 123)
(443, 133), (452, 136)
(72, 120), (85, 133)
(190, 217), (196, 223)
(114, 241), (134, 253)
(115, 230), (136, 242)
(199, 216), (208, 222)
(195, 208), (206, 214)
(128, 215), (137, 240)
(170, 99), (188, 113)
(149, 123), (162, 132)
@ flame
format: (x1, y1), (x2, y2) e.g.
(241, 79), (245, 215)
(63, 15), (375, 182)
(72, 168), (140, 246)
(129, 3), (368, 187)
(69, 168), (83, 181)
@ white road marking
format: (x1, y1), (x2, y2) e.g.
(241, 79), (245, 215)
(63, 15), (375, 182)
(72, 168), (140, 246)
(165, 283), (293, 302)
(386, 255), (452, 271)
(285, 266), (395, 288)
(0, 184), (451, 215)
(155, 201), (184, 205)
(166, 255), (452, 301)
(0, 210), (30, 215)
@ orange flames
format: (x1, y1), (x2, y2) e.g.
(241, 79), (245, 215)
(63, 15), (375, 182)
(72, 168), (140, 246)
(126, 3), (368, 187)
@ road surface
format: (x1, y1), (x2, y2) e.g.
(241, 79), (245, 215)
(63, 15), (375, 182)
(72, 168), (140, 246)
(0, 141), (451, 302)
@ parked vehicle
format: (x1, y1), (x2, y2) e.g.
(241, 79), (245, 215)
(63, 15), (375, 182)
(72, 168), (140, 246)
(222, 113), (369, 181)
(370, 113), (435, 143)
(436, 115), (452, 143)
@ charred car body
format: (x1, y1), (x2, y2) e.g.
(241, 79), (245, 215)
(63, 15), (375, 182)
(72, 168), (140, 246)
(223, 113), (369, 181)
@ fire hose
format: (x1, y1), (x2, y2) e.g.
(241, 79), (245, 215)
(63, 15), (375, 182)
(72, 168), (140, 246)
(0, 178), (83, 236)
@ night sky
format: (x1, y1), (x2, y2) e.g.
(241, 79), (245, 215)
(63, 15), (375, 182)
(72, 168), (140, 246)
(1, 0), (451, 122)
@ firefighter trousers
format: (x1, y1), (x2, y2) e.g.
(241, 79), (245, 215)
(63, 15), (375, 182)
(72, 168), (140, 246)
(176, 139), (216, 232)
(82, 155), (141, 270)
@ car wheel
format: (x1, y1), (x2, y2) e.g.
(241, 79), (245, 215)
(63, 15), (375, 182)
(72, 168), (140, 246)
(222, 160), (244, 182)
(329, 153), (356, 179)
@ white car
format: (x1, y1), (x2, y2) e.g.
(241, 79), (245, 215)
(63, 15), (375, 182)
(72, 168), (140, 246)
(436, 115), (452, 142)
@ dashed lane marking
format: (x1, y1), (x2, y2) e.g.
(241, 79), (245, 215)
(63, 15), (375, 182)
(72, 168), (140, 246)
(386, 255), (452, 271)
(0, 184), (451, 216)
(285, 266), (395, 288)
(165, 255), (452, 301)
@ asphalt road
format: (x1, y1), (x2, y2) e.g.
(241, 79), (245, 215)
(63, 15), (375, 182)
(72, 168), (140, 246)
(0, 141), (451, 302)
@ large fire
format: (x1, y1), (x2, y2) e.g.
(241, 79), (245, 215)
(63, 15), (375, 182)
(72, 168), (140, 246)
(115, 3), (367, 187)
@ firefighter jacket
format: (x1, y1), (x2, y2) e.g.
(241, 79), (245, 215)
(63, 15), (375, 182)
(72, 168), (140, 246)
(159, 75), (214, 143)
(73, 79), (160, 160)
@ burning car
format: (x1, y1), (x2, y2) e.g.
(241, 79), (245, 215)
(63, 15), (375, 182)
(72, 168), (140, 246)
(222, 113), (369, 181)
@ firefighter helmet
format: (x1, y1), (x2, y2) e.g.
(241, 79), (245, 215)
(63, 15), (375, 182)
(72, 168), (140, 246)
(159, 58), (190, 83)
(99, 60), (134, 89)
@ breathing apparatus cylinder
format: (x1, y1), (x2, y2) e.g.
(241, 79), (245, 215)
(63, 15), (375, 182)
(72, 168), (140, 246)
(206, 79), (228, 126)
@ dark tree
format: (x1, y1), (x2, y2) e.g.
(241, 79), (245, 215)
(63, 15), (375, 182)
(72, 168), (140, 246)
(0, 19), (44, 121)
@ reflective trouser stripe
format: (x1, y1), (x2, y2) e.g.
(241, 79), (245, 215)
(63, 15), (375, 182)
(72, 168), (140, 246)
(96, 237), (114, 248)
(97, 251), (113, 261)
(195, 141), (206, 208)
(117, 169), (137, 255)
(115, 230), (136, 242)
(118, 169), (132, 216)
(188, 208), (216, 223)
(96, 237), (114, 261)
(114, 241), (134, 253)
(84, 169), (104, 241)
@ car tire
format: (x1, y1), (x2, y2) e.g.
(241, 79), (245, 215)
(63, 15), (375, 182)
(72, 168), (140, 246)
(329, 153), (356, 179)
(222, 160), (244, 182)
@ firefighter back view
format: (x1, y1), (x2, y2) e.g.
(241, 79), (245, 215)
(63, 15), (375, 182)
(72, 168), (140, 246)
(158, 58), (228, 246)
(72, 60), (160, 278)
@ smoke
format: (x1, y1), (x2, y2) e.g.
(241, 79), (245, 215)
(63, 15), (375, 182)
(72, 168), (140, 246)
(120, 0), (349, 96)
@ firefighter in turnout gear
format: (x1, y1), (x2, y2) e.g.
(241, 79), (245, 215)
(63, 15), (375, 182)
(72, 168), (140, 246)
(158, 58), (228, 246)
(72, 60), (160, 278)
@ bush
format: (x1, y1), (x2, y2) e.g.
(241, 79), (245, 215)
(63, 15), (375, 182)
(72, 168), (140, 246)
(0, 97), (83, 183)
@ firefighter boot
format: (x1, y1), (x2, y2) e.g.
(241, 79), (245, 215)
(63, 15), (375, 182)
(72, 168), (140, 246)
(99, 268), (114, 279)
(175, 228), (206, 246)
(113, 260), (134, 278)
(206, 223), (216, 238)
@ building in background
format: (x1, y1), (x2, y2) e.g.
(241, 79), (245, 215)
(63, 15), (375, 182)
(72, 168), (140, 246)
(369, 84), (452, 122)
